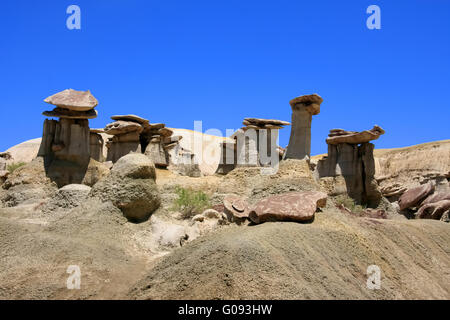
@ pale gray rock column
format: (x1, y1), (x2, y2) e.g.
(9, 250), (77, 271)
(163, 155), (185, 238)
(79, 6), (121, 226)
(284, 94), (323, 161)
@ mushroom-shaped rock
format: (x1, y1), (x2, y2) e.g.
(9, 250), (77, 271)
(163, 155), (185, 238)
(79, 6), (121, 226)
(43, 108), (98, 119)
(249, 191), (327, 224)
(104, 120), (144, 135)
(223, 195), (250, 221)
(326, 125), (385, 145)
(417, 200), (450, 220)
(285, 94), (323, 160)
(44, 89), (98, 111)
(398, 181), (436, 211)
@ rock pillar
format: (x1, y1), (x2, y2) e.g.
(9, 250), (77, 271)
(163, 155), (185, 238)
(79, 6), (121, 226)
(39, 89), (99, 187)
(284, 94), (323, 161)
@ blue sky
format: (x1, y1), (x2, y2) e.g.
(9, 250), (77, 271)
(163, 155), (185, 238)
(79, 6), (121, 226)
(1, 0), (449, 155)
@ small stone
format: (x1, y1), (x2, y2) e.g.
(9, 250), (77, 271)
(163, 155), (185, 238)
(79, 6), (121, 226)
(202, 209), (221, 219)
(223, 195), (250, 219)
(192, 214), (205, 222)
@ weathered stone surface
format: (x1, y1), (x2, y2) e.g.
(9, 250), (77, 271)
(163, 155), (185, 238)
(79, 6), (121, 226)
(223, 195), (250, 220)
(360, 143), (382, 207)
(0, 159), (6, 172)
(243, 118), (290, 126)
(285, 94), (323, 160)
(43, 108), (98, 119)
(163, 135), (183, 144)
(90, 132), (105, 162)
(149, 123), (165, 130)
(106, 141), (141, 163)
(398, 181), (436, 211)
(90, 154), (160, 222)
(0, 152), (12, 160)
(81, 159), (110, 187)
(421, 191), (450, 206)
(158, 127), (173, 137)
(317, 142), (382, 207)
(0, 170), (8, 184)
(289, 94), (323, 115)
(44, 184), (91, 211)
(232, 129), (258, 167)
(416, 200), (450, 220)
(326, 126), (385, 145)
(249, 191), (327, 224)
(202, 209), (221, 219)
(381, 184), (407, 198)
(144, 142), (168, 167)
(104, 121), (143, 136)
(1, 157), (57, 207)
(111, 114), (149, 126)
(110, 153), (156, 180)
(44, 89), (98, 111)
(37, 117), (92, 187)
(112, 131), (141, 142)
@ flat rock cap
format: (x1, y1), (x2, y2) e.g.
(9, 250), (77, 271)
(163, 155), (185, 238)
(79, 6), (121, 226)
(289, 94), (323, 115)
(44, 89), (98, 111)
(244, 118), (291, 126)
(111, 114), (149, 125)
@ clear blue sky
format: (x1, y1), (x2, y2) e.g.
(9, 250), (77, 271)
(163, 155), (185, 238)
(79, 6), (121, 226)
(1, 0), (449, 155)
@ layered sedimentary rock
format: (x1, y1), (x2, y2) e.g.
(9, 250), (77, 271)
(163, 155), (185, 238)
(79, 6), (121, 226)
(326, 126), (385, 145)
(285, 94), (323, 160)
(398, 181), (436, 211)
(317, 126), (385, 207)
(89, 130), (105, 162)
(217, 118), (289, 173)
(38, 89), (100, 187)
(104, 117), (144, 163)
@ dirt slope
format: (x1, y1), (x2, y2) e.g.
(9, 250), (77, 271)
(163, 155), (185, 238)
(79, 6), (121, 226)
(130, 209), (450, 300)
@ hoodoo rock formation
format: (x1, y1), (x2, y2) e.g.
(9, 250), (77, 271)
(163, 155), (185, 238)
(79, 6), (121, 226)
(217, 118), (290, 174)
(317, 126), (385, 207)
(284, 94), (323, 161)
(38, 89), (99, 187)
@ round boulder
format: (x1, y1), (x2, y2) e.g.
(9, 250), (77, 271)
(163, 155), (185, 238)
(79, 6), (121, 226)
(90, 154), (160, 222)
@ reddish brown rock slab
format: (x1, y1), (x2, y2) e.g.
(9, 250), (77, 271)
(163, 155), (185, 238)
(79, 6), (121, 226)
(326, 125), (385, 145)
(421, 192), (450, 206)
(417, 200), (450, 220)
(249, 191), (327, 224)
(223, 195), (250, 219)
(44, 89), (98, 111)
(398, 181), (436, 211)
